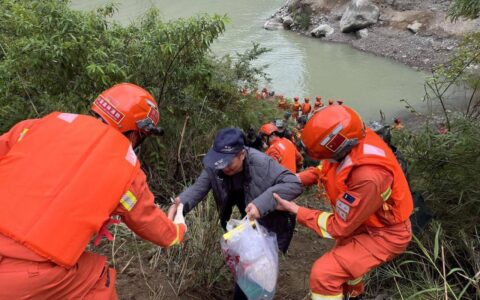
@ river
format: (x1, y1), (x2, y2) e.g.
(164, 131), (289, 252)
(71, 0), (428, 121)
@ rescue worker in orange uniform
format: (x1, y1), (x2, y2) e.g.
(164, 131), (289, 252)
(302, 97), (312, 117)
(392, 117), (404, 130)
(273, 105), (413, 300)
(261, 87), (269, 99)
(291, 96), (302, 121)
(314, 96), (323, 108)
(293, 115), (307, 144)
(0, 83), (187, 299)
(278, 94), (288, 110)
(259, 123), (304, 173)
(312, 96), (324, 114)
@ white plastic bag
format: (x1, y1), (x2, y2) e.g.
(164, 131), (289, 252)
(221, 217), (278, 300)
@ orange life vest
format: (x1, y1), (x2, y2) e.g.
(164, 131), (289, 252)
(302, 103), (311, 115)
(292, 102), (301, 112)
(321, 129), (413, 227)
(268, 137), (298, 173)
(0, 112), (140, 268)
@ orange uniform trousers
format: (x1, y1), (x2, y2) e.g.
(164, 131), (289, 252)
(0, 252), (116, 300)
(309, 221), (411, 297)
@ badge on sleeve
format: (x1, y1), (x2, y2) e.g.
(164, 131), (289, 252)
(343, 192), (356, 204)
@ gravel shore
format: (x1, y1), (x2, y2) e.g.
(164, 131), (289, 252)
(266, 0), (480, 71)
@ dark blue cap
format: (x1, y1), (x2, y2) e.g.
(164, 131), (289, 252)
(203, 128), (245, 169)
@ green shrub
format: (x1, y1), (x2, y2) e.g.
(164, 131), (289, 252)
(0, 0), (276, 198)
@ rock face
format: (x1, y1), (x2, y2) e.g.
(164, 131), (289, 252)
(310, 24), (334, 37)
(340, 0), (380, 33)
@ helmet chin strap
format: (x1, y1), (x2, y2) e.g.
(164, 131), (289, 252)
(331, 138), (359, 162)
(123, 131), (145, 151)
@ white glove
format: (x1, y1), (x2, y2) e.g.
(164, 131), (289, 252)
(173, 203), (186, 231)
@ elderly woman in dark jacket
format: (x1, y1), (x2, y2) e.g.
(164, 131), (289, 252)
(168, 128), (303, 299)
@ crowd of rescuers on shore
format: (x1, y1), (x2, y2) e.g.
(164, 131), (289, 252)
(0, 82), (414, 300)
(242, 87), (406, 174)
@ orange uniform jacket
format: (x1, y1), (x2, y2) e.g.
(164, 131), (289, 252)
(301, 103), (311, 115)
(278, 99), (288, 110)
(266, 137), (303, 173)
(314, 100), (323, 108)
(291, 102), (301, 113)
(296, 129), (412, 256)
(0, 114), (185, 266)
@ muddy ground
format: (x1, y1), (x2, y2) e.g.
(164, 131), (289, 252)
(267, 0), (480, 71)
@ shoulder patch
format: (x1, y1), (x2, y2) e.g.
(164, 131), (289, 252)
(343, 192), (356, 204)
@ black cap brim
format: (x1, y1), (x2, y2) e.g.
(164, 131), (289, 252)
(203, 148), (237, 170)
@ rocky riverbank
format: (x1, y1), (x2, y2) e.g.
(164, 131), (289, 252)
(264, 0), (480, 71)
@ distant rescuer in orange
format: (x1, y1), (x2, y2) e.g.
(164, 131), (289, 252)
(273, 105), (413, 300)
(314, 96), (324, 112)
(302, 97), (312, 117)
(0, 83), (187, 299)
(392, 117), (404, 130)
(277, 94), (288, 110)
(291, 96), (302, 120)
(259, 123), (304, 173)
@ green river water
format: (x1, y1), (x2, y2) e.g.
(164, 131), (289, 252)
(71, 0), (428, 120)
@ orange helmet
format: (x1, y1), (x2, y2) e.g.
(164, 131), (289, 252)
(91, 83), (163, 136)
(301, 105), (365, 160)
(259, 123), (279, 137)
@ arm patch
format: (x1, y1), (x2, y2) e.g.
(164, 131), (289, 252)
(343, 192), (356, 204)
(335, 200), (351, 221)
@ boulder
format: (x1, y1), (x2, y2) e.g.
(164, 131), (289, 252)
(282, 16), (294, 29)
(407, 21), (422, 34)
(356, 28), (368, 38)
(340, 0), (380, 33)
(264, 20), (283, 31)
(310, 24), (334, 37)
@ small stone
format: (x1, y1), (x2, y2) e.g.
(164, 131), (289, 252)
(356, 28), (369, 39)
(310, 24), (335, 38)
(407, 21), (422, 34)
